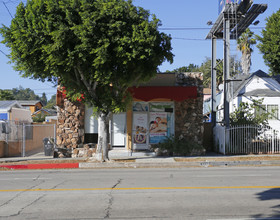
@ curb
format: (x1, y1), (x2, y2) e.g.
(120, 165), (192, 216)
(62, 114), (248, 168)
(1, 160), (280, 170)
(0, 163), (79, 170)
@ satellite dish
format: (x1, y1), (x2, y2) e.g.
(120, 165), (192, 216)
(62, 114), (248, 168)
(218, 84), (224, 91)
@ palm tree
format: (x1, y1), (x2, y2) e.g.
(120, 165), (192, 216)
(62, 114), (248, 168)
(237, 28), (256, 75)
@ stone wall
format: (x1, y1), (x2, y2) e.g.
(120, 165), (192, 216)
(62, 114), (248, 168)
(175, 72), (204, 145)
(57, 99), (85, 149)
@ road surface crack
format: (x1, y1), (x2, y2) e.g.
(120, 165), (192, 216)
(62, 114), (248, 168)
(9, 194), (46, 218)
(0, 179), (45, 209)
(51, 180), (67, 189)
(104, 178), (122, 219)
(0, 178), (46, 218)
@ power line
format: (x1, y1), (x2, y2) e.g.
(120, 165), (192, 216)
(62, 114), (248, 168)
(2, 1), (13, 19)
(159, 26), (265, 31)
(159, 27), (211, 31)
(0, 49), (8, 56)
(32, 88), (57, 91)
(172, 37), (206, 41)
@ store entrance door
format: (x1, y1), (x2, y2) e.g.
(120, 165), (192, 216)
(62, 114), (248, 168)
(111, 113), (126, 148)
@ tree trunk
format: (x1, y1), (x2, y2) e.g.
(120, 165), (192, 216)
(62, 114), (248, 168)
(241, 52), (251, 75)
(96, 112), (110, 161)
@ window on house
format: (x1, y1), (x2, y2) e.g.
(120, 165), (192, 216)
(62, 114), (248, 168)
(267, 105), (278, 120)
(255, 105), (266, 117)
(255, 104), (279, 120)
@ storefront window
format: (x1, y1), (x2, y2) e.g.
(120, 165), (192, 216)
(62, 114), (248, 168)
(132, 102), (174, 149)
(149, 102), (174, 144)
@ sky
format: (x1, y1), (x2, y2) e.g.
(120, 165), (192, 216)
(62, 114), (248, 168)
(0, 0), (279, 100)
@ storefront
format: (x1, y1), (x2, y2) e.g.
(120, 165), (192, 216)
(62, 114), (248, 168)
(85, 102), (174, 150)
(57, 72), (204, 152)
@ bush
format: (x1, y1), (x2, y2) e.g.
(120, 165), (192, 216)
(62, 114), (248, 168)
(32, 113), (46, 123)
(153, 136), (205, 156)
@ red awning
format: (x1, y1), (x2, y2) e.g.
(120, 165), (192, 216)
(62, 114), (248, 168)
(128, 86), (197, 102)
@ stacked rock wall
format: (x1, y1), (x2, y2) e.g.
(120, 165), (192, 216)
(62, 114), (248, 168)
(57, 99), (85, 149)
(175, 72), (204, 145)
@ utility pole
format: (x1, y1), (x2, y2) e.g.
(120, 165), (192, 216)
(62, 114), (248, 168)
(223, 16), (230, 128)
(206, 2), (267, 154)
(211, 35), (217, 128)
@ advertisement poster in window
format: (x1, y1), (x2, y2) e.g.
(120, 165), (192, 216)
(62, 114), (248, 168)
(149, 112), (170, 144)
(149, 102), (173, 112)
(133, 113), (148, 145)
(133, 102), (148, 112)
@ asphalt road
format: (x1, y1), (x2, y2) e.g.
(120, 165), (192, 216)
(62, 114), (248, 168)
(0, 166), (280, 220)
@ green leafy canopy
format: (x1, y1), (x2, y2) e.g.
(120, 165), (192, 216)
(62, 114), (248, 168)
(0, 0), (173, 114)
(257, 9), (280, 75)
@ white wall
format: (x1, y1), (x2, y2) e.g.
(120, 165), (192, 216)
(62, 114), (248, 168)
(213, 124), (226, 154)
(84, 105), (98, 133)
(10, 108), (32, 123)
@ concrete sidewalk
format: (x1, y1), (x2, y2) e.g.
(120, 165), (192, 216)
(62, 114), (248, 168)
(1, 150), (280, 170)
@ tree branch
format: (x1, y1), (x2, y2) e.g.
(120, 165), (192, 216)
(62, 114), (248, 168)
(75, 64), (98, 100)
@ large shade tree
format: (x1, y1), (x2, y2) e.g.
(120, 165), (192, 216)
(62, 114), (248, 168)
(257, 9), (280, 75)
(0, 0), (173, 161)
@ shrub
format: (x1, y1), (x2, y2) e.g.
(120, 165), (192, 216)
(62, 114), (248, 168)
(153, 136), (205, 156)
(32, 113), (46, 123)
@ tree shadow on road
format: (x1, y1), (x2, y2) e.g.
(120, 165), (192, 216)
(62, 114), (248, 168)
(252, 188), (280, 219)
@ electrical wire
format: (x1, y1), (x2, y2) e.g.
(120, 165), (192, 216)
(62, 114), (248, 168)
(2, 2), (13, 18)
(0, 49), (7, 56)
(159, 26), (264, 31)
(172, 37), (206, 41)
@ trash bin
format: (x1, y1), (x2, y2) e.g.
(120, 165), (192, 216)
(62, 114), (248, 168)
(43, 138), (54, 156)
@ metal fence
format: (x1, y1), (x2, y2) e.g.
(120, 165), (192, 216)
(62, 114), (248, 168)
(0, 120), (56, 157)
(227, 125), (280, 154)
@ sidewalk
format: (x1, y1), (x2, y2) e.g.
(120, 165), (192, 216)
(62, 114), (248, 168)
(1, 150), (280, 170)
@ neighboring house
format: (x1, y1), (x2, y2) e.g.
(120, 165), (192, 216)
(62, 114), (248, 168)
(203, 88), (222, 122)
(203, 88), (212, 101)
(32, 108), (57, 122)
(0, 100), (32, 142)
(203, 70), (280, 130)
(18, 100), (43, 114)
(203, 92), (222, 122)
(205, 70), (280, 155)
(56, 72), (204, 152)
(0, 100), (32, 122)
(32, 108), (57, 117)
(218, 70), (280, 131)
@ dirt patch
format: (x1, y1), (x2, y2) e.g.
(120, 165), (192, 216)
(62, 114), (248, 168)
(174, 156), (280, 162)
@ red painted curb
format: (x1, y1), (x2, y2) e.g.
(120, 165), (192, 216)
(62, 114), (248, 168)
(0, 163), (79, 170)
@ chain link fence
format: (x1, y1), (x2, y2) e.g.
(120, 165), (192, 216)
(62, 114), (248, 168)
(0, 120), (56, 157)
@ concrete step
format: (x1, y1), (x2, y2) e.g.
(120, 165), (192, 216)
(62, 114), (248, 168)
(109, 149), (156, 159)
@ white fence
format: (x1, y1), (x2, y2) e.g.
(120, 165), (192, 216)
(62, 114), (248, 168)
(214, 124), (280, 155)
